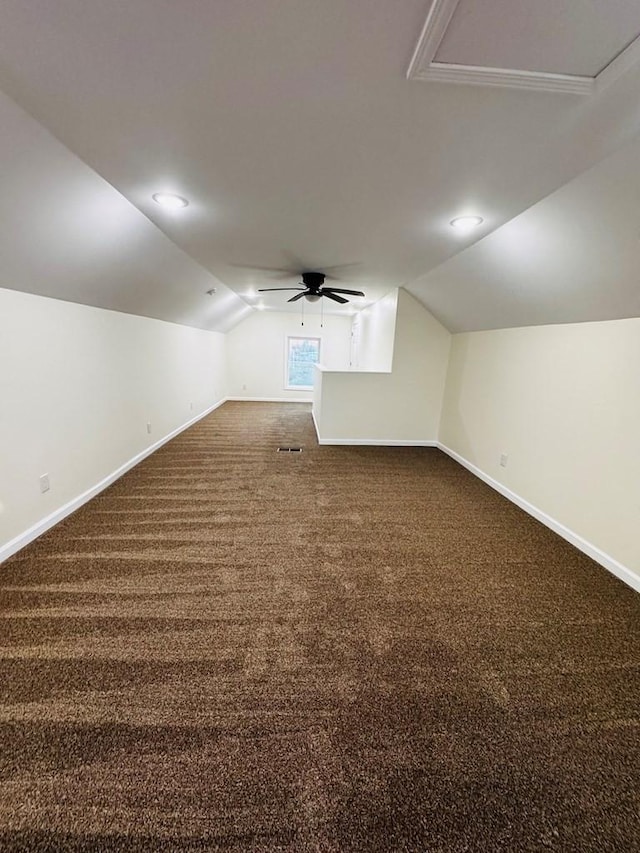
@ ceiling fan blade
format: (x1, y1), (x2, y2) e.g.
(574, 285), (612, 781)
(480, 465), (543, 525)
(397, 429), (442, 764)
(258, 287), (305, 292)
(230, 263), (298, 274)
(288, 292), (307, 302)
(322, 287), (365, 297)
(319, 261), (361, 274)
(322, 291), (349, 304)
(230, 259), (361, 281)
(280, 250), (308, 271)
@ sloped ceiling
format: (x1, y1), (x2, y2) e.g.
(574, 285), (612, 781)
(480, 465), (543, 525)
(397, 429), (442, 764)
(1, 0), (640, 331)
(408, 136), (640, 331)
(0, 90), (250, 333)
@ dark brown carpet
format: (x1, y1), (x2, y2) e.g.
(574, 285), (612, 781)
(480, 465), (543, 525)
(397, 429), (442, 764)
(1, 402), (638, 852)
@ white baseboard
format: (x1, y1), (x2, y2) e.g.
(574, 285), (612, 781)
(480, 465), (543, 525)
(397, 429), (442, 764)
(0, 397), (228, 565)
(311, 407), (436, 446)
(226, 396), (311, 403)
(438, 443), (640, 595)
(5, 401), (636, 595)
(316, 438), (438, 446)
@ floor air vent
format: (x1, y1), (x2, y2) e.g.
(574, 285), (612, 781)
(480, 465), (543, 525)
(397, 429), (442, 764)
(277, 447), (303, 453)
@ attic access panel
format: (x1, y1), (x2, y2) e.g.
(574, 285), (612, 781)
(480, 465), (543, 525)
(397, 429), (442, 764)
(408, 0), (640, 94)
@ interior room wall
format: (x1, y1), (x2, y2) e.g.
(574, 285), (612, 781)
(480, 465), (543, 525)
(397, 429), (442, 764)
(0, 287), (227, 557)
(351, 290), (398, 370)
(439, 317), (640, 583)
(314, 289), (451, 443)
(225, 309), (352, 401)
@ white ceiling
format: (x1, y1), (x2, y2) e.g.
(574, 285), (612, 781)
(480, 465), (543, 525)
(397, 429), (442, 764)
(1, 0), (640, 331)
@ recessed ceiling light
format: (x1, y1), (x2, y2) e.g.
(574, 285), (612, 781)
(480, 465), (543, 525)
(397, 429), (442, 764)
(256, 303), (266, 311)
(450, 215), (483, 233)
(152, 192), (189, 209)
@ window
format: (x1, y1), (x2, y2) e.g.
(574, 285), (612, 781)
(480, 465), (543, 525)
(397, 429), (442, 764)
(285, 336), (321, 390)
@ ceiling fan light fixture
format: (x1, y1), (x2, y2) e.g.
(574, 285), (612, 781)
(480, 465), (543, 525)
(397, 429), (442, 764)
(152, 192), (189, 209)
(450, 215), (483, 233)
(258, 270), (365, 305)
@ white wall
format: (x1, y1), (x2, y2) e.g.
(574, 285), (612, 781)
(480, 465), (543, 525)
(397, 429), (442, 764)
(351, 290), (398, 370)
(0, 288), (227, 555)
(314, 289), (451, 443)
(7, 284), (637, 594)
(439, 318), (640, 582)
(225, 309), (352, 401)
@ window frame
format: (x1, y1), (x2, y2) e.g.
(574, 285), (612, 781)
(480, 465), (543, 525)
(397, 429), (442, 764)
(284, 335), (322, 391)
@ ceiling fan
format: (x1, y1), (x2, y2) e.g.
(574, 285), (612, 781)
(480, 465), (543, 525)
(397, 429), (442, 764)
(258, 271), (364, 304)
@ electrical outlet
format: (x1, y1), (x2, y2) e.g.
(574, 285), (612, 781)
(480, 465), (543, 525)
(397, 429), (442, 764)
(39, 473), (50, 493)
(190, 401), (193, 411)
(242, 384), (247, 391)
(500, 453), (508, 468)
(147, 422), (152, 434)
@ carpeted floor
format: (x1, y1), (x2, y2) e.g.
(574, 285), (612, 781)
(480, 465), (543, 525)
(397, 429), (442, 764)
(0, 401), (638, 852)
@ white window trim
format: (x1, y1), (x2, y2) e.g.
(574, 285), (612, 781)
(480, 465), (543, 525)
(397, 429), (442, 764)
(284, 335), (321, 391)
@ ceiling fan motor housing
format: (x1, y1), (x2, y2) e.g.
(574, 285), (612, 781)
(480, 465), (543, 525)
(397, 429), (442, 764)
(301, 271), (325, 290)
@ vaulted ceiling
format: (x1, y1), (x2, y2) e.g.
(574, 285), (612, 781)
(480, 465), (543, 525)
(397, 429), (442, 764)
(2, 0), (640, 331)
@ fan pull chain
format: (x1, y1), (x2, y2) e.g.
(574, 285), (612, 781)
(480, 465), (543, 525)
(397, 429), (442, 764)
(301, 297), (304, 326)
(320, 297), (324, 328)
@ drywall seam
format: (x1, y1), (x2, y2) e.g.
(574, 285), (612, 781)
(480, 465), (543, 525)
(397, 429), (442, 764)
(438, 443), (640, 594)
(0, 397), (228, 566)
(311, 408), (322, 443)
